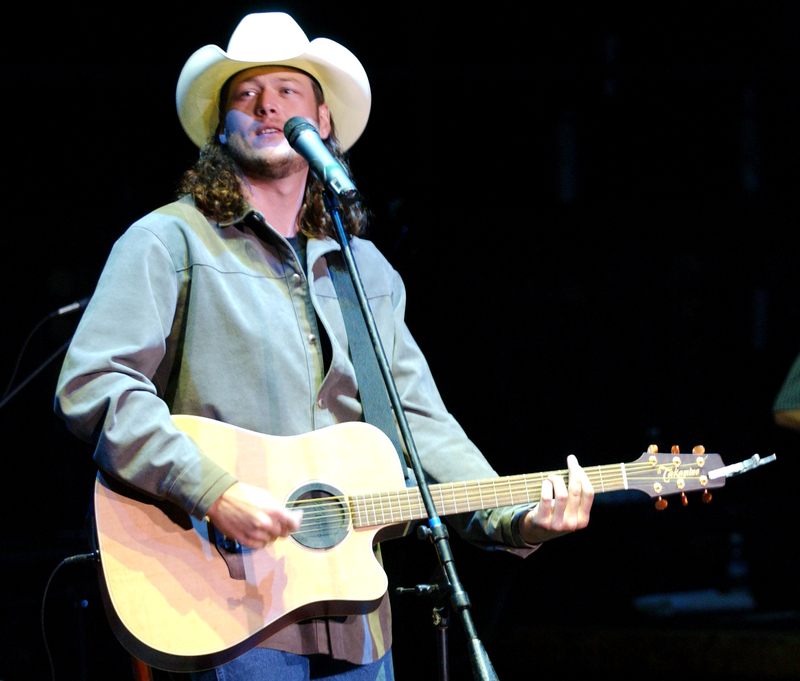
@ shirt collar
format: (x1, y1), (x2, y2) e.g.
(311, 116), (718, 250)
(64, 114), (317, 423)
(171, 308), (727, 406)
(228, 207), (342, 266)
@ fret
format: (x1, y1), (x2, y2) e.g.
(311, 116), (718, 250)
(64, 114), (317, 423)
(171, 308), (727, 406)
(350, 494), (361, 528)
(597, 465), (605, 493)
(355, 493), (365, 526)
(385, 491), (393, 522)
(522, 474), (531, 503)
(365, 493), (375, 526)
(359, 493), (371, 527)
(404, 487), (413, 521)
(506, 477), (514, 506)
(451, 484), (458, 513)
(387, 491), (395, 523)
(369, 492), (378, 525)
(438, 485), (446, 515)
(463, 481), (470, 512)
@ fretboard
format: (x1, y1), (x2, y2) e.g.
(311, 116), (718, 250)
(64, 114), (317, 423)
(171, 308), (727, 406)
(348, 463), (633, 529)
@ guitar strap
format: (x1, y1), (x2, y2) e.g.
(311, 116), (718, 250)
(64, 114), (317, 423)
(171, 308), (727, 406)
(327, 252), (411, 484)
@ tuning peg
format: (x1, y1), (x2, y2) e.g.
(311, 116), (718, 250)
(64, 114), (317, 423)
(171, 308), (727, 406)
(693, 445), (705, 454)
(655, 497), (668, 511)
(648, 444), (659, 454)
(671, 445), (680, 454)
(681, 492), (688, 506)
(702, 490), (713, 504)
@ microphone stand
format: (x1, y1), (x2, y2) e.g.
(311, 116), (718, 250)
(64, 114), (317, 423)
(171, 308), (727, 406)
(395, 563), (452, 681)
(324, 192), (499, 681)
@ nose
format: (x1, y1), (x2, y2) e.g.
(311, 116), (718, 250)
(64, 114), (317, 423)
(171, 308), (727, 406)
(255, 90), (278, 117)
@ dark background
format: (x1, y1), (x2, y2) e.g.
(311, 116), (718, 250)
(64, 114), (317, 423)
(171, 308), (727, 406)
(2, 3), (798, 679)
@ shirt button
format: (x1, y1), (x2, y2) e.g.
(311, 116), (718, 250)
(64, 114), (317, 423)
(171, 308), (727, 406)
(291, 273), (302, 285)
(308, 334), (317, 345)
(317, 397), (326, 409)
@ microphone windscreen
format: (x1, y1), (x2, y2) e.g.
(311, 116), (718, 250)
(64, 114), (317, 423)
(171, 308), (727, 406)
(284, 117), (316, 146)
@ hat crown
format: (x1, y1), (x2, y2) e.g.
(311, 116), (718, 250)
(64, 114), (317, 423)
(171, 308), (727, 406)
(227, 12), (310, 62)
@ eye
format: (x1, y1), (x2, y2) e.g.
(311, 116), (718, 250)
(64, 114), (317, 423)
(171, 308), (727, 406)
(231, 85), (259, 101)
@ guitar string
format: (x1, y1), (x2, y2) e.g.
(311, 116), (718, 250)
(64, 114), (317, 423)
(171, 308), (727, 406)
(284, 460), (705, 515)
(286, 470), (702, 522)
(283, 460), (688, 517)
(287, 462), (708, 529)
(283, 461), (713, 533)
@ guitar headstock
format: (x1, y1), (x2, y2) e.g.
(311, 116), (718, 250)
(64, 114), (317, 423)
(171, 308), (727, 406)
(627, 445), (726, 509)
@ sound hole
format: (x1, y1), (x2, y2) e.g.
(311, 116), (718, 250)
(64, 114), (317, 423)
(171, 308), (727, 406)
(286, 482), (350, 549)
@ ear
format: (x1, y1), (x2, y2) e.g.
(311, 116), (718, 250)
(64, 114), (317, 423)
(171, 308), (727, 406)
(318, 103), (331, 140)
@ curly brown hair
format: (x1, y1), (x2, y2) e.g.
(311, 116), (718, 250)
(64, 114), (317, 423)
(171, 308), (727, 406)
(177, 129), (368, 239)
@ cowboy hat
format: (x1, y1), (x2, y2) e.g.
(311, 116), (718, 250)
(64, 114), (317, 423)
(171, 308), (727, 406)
(176, 12), (371, 150)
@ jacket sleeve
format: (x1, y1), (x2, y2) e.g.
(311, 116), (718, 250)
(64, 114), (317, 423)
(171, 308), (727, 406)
(54, 220), (236, 519)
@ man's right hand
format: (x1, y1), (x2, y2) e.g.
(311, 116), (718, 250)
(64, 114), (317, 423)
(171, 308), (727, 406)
(205, 482), (303, 548)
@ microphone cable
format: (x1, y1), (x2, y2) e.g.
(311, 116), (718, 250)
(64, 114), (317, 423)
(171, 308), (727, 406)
(1, 297), (90, 409)
(40, 550), (100, 681)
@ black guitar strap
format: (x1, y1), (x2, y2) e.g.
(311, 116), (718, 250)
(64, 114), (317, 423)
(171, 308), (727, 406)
(327, 252), (410, 484)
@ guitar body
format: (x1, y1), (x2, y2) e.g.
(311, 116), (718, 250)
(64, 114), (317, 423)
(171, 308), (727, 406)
(93, 416), (405, 672)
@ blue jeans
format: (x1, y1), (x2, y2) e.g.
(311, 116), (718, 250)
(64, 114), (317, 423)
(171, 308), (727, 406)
(174, 648), (394, 681)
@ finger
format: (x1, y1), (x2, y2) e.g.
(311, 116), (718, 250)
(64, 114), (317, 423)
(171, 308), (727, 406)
(243, 516), (274, 548)
(539, 477), (554, 508)
(549, 473), (568, 528)
(567, 455), (594, 528)
(540, 477), (554, 502)
(565, 455), (584, 515)
(285, 508), (304, 532)
(245, 511), (288, 547)
(270, 508), (304, 539)
(535, 478), (554, 527)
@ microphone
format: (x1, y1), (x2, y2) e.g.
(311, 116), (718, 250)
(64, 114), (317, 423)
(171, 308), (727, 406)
(283, 117), (359, 202)
(56, 296), (91, 316)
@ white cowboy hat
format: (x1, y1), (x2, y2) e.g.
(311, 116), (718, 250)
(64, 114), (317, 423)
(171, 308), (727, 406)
(176, 12), (371, 150)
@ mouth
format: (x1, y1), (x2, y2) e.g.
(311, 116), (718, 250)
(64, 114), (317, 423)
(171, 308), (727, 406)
(256, 125), (282, 137)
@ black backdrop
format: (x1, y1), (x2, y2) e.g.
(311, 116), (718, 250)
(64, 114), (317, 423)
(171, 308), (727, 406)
(2, 4), (799, 680)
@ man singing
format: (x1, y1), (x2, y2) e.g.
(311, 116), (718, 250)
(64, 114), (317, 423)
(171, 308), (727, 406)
(55, 13), (593, 680)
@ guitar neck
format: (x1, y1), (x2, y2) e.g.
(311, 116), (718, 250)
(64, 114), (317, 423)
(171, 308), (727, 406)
(349, 464), (623, 529)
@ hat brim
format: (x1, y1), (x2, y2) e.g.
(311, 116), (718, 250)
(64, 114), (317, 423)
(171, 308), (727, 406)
(177, 37), (371, 150)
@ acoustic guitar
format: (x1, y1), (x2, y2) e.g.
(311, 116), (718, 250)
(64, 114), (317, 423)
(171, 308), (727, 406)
(92, 414), (771, 672)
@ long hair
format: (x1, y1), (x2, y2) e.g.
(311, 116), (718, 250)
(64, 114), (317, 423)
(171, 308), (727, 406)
(178, 127), (369, 239)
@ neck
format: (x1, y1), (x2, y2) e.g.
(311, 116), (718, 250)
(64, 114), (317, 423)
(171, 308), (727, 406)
(240, 170), (308, 238)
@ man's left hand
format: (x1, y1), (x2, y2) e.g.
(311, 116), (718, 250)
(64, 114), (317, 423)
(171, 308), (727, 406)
(519, 454), (594, 545)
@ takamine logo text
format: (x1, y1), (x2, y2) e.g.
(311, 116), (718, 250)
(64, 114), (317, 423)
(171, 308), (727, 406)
(658, 458), (706, 483)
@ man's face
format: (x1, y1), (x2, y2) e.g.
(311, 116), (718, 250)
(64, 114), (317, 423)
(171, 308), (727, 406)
(220, 66), (331, 181)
